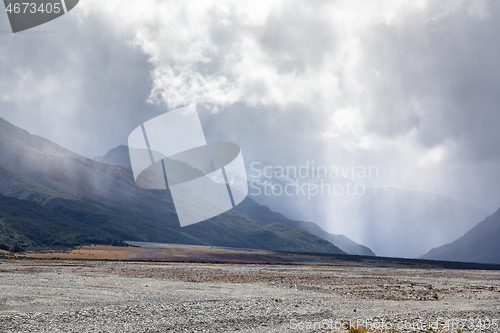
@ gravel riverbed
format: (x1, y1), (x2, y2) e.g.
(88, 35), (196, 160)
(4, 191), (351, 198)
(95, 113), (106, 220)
(0, 261), (499, 332)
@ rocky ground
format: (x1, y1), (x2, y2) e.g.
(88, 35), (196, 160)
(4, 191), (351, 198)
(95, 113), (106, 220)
(0, 260), (499, 332)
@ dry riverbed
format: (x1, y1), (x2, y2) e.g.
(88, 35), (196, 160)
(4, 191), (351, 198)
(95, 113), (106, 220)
(0, 261), (499, 332)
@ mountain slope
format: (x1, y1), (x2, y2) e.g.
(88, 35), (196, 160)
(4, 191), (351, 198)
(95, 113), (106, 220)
(94, 145), (132, 168)
(0, 193), (123, 250)
(420, 207), (500, 264)
(0, 118), (344, 254)
(93, 144), (373, 256)
(235, 198), (375, 256)
(249, 172), (489, 258)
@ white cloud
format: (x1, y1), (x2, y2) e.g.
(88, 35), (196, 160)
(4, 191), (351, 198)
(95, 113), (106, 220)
(417, 144), (446, 167)
(1, 0), (500, 212)
(321, 105), (377, 152)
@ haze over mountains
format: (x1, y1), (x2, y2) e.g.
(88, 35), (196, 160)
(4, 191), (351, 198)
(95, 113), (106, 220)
(94, 145), (375, 256)
(249, 171), (490, 258)
(0, 117), (349, 255)
(421, 207), (500, 264)
(2, 117), (499, 263)
(94, 143), (499, 261)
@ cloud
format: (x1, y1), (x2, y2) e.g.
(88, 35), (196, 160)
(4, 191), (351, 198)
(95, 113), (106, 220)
(124, 1), (341, 111)
(98, 0), (500, 166)
(0, 6), (164, 157)
(1, 0), (500, 254)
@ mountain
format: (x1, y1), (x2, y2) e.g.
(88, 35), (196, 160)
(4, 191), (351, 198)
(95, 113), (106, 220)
(0, 193), (123, 251)
(235, 198), (375, 256)
(94, 145), (131, 168)
(420, 207), (500, 264)
(0, 117), (344, 254)
(249, 172), (489, 258)
(93, 144), (374, 256)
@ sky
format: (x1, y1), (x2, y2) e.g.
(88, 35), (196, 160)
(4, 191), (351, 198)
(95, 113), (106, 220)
(1, 1), (500, 234)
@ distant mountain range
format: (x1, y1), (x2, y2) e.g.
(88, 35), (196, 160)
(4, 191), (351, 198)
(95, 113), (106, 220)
(94, 144), (374, 256)
(0, 117), (348, 255)
(2, 117), (497, 264)
(234, 198), (374, 256)
(94, 132), (500, 262)
(420, 207), (500, 264)
(249, 171), (490, 258)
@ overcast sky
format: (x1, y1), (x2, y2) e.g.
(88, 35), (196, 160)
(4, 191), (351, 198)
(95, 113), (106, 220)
(1, 0), (500, 216)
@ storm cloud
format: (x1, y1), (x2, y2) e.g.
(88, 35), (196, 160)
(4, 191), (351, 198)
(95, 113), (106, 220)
(1, 0), (500, 255)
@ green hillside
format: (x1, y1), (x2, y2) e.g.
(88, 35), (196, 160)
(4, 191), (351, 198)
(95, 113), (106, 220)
(0, 117), (345, 255)
(0, 194), (123, 251)
(95, 143), (375, 256)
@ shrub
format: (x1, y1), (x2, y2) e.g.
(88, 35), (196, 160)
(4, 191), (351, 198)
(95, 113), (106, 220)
(10, 243), (25, 253)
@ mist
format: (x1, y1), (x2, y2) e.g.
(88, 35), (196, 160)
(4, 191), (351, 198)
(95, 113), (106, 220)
(1, 0), (500, 257)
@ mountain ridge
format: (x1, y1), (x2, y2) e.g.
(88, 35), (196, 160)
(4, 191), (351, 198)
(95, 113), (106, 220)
(249, 171), (489, 257)
(420, 206), (500, 264)
(94, 143), (375, 256)
(0, 117), (345, 255)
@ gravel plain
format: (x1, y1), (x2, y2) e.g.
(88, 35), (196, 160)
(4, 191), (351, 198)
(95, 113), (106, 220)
(0, 260), (499, 332)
